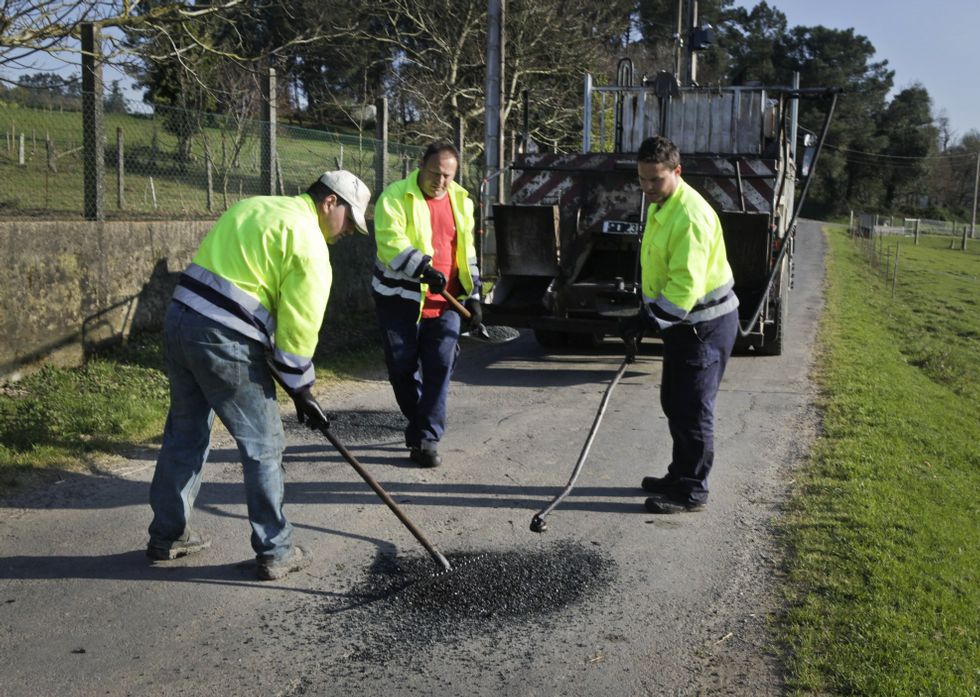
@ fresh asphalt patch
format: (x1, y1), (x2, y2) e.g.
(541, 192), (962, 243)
(264, 539), (617, 677)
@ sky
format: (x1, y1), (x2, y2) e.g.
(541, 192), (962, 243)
(731, 0), (980, 139)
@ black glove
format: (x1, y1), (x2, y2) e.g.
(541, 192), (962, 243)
(618, 310), (649, 346)
(463, 297), (483, 332)
(418, 263), (447, 294)
(291, 386), (330, 431)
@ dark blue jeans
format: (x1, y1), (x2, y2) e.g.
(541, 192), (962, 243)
(375, 297), (461, 451)
(660, 309), (738, 504)
(148, 302), (293, 560)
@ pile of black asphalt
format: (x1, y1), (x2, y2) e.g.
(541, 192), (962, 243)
(274, 540), (617, 672)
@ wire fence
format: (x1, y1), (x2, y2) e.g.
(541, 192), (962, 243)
(0, 94), (441, 220)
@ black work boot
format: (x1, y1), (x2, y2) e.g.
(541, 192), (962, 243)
(640, 473), (678, 494)
(410, 447), (442, 468)
(644, 493), (706, 514)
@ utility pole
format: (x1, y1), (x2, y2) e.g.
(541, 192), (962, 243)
(485, 0), (505, 205)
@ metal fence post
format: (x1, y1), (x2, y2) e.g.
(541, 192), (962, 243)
(261, 66), (277, 196)
(116, 127), (124, 209)
(81, 22), (105, 220)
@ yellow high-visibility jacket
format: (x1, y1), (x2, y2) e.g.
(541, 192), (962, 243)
(641, 178), (739, 329)
(172, 194), (331, 393)
(372, 170), (480, 315)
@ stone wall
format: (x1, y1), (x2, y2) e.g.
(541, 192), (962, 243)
(1, 219), (376, 382)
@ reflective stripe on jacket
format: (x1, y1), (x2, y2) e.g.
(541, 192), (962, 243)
(640, 178), (739, 330)
(372, 170), (480, 314)
(171, 193), (330, 393)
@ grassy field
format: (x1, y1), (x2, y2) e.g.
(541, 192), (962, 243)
(781, 229), (979, 695)
(0, 102), (424, 218)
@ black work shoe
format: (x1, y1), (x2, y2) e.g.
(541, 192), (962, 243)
(409, 447), (442, 468)
(644, 493), (706, 514)
(641, 474), (678, 494)
(257, 545), (310, 581)
(146, 530), (212, 560)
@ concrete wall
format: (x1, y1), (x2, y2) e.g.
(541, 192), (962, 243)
(1, 219), (376, 382)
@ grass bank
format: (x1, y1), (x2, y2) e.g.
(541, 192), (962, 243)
(782, 229), (978, 695)
(0, 312), (383, 495)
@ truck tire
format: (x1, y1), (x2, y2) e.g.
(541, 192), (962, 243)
(533, 328), (568, 347)
(758, 265), (789, 356)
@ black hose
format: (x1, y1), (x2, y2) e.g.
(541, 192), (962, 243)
(530, 357), (631, 532)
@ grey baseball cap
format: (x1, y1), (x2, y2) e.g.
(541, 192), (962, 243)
(318, 170), (371, 234)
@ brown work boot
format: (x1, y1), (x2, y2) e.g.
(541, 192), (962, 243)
(257, 545), (311, 581)
(146, 529), (212, 560)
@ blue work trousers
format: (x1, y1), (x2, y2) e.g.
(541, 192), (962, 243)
(661, 309), (738, 504)
(148, 302), (292, 560)
(375, 297), (461, 451)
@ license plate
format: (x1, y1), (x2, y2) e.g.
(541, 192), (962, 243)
(602, 220), (640, 235)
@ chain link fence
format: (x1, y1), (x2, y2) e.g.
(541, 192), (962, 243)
(1, 89), (430, 220)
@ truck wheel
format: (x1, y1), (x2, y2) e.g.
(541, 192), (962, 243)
(533, 329), (568, 347)
(759, 270), (789, 356)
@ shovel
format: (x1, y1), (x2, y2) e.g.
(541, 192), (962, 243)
(439, 290), (520, 345)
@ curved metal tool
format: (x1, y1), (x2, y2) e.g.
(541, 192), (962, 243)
(530, 356), (632, 533)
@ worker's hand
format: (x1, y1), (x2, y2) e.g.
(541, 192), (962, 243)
(463, 297), (483, 332)
(291, 387), (330, 432)
(618, 310), (648, 343)
(418, 263), (447, 294)
(624, 337), (639, 364)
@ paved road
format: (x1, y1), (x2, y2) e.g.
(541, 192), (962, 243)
(0, 222), (825, 697)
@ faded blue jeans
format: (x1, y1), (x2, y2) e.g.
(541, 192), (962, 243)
(148, 301), (292, 560)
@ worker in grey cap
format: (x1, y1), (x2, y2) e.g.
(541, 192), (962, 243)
(147, 170), (371, 580)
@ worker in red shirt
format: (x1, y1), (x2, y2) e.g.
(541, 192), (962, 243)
(372, 141), (481, 468)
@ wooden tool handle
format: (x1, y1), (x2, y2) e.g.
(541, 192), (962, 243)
(439, 289), (471, 319)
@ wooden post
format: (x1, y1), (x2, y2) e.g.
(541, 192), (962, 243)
(891, 242), (900, 298)
(206, 149), (214, 212)
(18, 133), (24, 165)
(116, 127), (124, 209)
(914, 218), (920, 245)
(46, 136), (56, 172)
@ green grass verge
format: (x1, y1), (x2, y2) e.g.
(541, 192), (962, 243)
(0, 312), (383, 496)
(781, 229), (979, 695)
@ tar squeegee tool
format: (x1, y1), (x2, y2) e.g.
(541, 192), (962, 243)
(530, 356), (632, 533)
(439, 290), (520, 345)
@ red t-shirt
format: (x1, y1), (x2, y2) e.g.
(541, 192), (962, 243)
(421, 194), (462, 318)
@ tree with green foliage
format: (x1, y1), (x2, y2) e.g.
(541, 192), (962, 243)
(878, 85), (937, 212)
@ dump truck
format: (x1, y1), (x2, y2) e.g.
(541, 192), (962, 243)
(482, 60), (836, 355)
